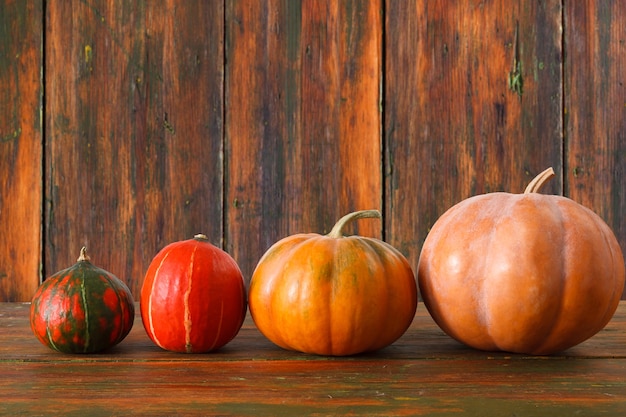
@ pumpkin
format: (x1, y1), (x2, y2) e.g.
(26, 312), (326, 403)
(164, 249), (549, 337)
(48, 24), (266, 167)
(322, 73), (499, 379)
(30, 247), (135, 353)
(418, 168), (625, 355)
(248, 210), (418, 356)
(140, 234), (247, 353)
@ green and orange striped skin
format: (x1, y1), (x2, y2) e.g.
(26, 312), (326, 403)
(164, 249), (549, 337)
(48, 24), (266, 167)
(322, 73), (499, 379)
(30, 249), (135, 353)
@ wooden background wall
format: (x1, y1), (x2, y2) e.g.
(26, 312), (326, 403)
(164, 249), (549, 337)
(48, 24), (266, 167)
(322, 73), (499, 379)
(1, 1), (625, 302)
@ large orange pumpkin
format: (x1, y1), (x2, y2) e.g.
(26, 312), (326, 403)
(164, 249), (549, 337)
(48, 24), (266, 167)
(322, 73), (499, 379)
(249, 210), (418, 356)
(418, 168), (625, 355)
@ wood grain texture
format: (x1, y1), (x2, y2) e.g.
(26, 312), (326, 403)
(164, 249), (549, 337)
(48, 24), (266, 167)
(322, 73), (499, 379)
(0, 0), (42, 301)
(225, 0), (382, 281)
(384, 1), (564, 269)
(1, 302), (625, 416)
(2, 1), (626, 301)
(564, 2), (626, 297)
(44, 1), (224, 296)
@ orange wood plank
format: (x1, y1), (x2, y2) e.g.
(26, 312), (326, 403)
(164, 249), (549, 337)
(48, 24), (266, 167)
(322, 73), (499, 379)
(225, 0), (383, 282)
(384, 1), (564, 270)
(3, 0), (624, 307)
(1, 303), (625, 416)
(564, 2), (626, 298)
(44, 1), (225, 296)
(1, 358), (625, 416)
(0, 0), (43, 301)
(1, 303), (625, 362)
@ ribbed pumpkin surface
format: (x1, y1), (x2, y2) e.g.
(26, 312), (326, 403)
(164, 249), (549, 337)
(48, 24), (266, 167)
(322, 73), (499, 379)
(140, 235), (247, 353)
(30, 249), (135, 353)
(249, 210), (418, 356)
(418, 168), (625, 355)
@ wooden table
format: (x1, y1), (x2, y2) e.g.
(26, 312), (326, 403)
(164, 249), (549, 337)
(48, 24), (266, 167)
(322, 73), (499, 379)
(1, 302), (625, 416)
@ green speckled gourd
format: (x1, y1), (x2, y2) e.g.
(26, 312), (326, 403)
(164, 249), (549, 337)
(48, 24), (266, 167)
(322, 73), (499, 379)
(30, 247), (135, 353)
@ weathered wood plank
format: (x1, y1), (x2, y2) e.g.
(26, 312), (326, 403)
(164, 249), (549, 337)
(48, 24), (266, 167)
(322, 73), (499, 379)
(2, 303), (624, 362)
(44, 1), (224, 296)
(0, 0), (43, 301)
(3, 0), (624, 305)
(384, 1), (564, 269)
(1, 303), (625, 416)
(1, 358), (625, 416)
(225, 0), (383, 282)
(564, 2), (626, 298)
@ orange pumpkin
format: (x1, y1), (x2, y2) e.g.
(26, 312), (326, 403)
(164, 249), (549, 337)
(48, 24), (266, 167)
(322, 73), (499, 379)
(141, 234), (247, 353)
(418, 168), (625, 355)
(249, 210), (418, 356)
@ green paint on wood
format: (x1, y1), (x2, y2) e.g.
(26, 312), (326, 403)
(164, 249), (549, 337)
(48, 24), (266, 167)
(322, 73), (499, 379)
(286, 2), (302, 64)
(0, 1), (30, 144)
(0, 127), (21, 143)
(285, 0), (302, 155)
(509, 59), (524, 96)
(209, 396), (626, 417)
(508, 22), (524, 97)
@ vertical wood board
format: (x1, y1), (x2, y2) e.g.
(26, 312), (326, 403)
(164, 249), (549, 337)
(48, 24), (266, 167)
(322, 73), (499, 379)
(0, 0), (624, 301)
(0, 0), (43, 301)
(45, 1), (224, 296)
(564, 1), (626, 299)
(384, 1), (563, 270)
(225, 0), (382, 281)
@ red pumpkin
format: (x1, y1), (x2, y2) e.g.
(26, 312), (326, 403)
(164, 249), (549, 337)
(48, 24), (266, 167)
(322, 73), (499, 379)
(249, 210), (418, 356)
(418, 168), (625, 355)
(30, 248), (135, 353)
(141, 234), (246, 353)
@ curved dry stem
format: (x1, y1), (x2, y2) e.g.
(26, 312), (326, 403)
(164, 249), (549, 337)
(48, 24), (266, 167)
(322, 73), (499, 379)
(77, 247), (91, 262)
(524, 167), (555, 194)
(327, 209), (381, 238)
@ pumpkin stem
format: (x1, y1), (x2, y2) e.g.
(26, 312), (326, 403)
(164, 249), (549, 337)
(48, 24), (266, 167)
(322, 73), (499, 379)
(327, 210), (381, 239)
(77, 247), (91, 262)
(194, 234), (209, 241)
(524, 167), (555, 194)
